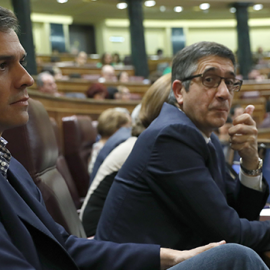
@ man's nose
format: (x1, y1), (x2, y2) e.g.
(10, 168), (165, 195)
(16, 65), (34, 89)
(216, 79), (231, 100)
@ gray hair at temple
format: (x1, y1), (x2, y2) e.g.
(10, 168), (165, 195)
(168, 41), (236, 105)
(0, 6), (18, 33)
(36, 72), (51, 87)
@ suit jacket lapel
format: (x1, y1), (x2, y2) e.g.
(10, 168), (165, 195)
(207, 140), (225, 195)
(0, 174), (43, 270)
(6, 169), (59, 241)
(3, 165), (79, 270)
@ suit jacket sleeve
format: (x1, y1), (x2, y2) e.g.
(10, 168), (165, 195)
(146, 123), (270, 252)
(58, 225), (160, 270)
(15, 159), (161, 270)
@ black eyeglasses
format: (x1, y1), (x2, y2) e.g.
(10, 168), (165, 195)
(182, 71), (243, 93)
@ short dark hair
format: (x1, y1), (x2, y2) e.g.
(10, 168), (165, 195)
(0, 6), (18, 33)
(168, 41), (236, 106)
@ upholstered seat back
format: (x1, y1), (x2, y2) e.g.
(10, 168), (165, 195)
(3, 99), (86, 238)
(50, 117), (81, 209)
(62, 115), (97, 197)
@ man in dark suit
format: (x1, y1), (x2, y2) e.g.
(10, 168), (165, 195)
(96, 41), (270, 254)
(2, 6), (266, 270)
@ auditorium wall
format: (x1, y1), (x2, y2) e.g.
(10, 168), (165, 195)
(31, 14), (270, 57)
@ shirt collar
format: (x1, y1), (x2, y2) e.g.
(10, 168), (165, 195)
(0, 137), (11, 179)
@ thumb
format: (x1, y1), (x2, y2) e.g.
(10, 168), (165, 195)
(244, 105), (255, 116)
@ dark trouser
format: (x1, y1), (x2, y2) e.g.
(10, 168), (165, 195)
(169, 244), (269, 270)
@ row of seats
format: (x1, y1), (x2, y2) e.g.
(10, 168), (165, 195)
(2, 98), (97, 237)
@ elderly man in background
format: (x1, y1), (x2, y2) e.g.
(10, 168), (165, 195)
(99, 64), (116, 82)
(36, 71), (61, 96)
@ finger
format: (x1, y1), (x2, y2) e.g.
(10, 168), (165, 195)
(191, 240), (226, 254)
(230, 141), (255, 153)
(228, 123), (257, 136)
(243, 105), (255, 116)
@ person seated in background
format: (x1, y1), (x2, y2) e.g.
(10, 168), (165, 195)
(253, 46), (265, 65)
(259, 100), (270, 128)
(112, 52), (122, 66)
(96, 52), (113, 68)
(96, 41), (270, 254)
(41, 65), (64, 80)
(98, 65), (116, 82)
(163, 60), (172, 75)
(117, 85), (131, 100)
(90, 108), (132, 183)
(107, 86), (119, 99)
(248, 69), (267, 81)
(88, 108), (131, 175)
(50, 48), (60, 62)
(86, 83), (108, 100)
(156, 48), (164, 57)
(36, 71), (62, 97)
(81, 73), (171, 237)
(0, 6), (268, 270)
(75, 51), (88, 66)
(117, 71), (129, 82)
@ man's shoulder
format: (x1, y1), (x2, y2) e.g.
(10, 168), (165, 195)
(146, 103), (202, 138)
(138, 103), (206, 153)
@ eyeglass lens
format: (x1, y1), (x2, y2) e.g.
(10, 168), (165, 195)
(202, 71), (241, 92)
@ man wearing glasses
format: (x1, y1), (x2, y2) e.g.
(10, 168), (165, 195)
(96, 42), (270, 254)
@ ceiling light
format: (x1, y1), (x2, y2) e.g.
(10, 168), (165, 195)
(174, 6), (183, 13)
(253, 4), (263, 11)
(57, 0), (68, 3)
(199, 3), (210, 10)
(230, 7), (236, 13)
(117, 2), (127, 9)
(144, 1), (156, 7)
(160, 6), (166, 12)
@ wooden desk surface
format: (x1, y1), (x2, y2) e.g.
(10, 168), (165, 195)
(28, 89), (139, 120)
(234, 80), (270, 99)
(30, 76), (150, 98)
(58, 64), (135, 76)
(36, 54), (100, 64)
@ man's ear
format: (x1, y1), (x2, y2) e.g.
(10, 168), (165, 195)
(172, 80), (184, 105)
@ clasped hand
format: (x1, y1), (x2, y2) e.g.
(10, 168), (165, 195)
(228, 105), (259, 170)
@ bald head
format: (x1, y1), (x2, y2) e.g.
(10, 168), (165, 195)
(101, 65), (115, 81)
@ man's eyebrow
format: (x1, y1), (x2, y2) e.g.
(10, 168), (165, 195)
(0, 55), (15, 61)
(0, 53), (27, 61)
(204, 67), (236, 77)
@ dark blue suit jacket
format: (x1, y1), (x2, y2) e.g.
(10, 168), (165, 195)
(96, 103), (270, 252)
(90, 127), (131, 184)
(0, 157), (160, 269)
